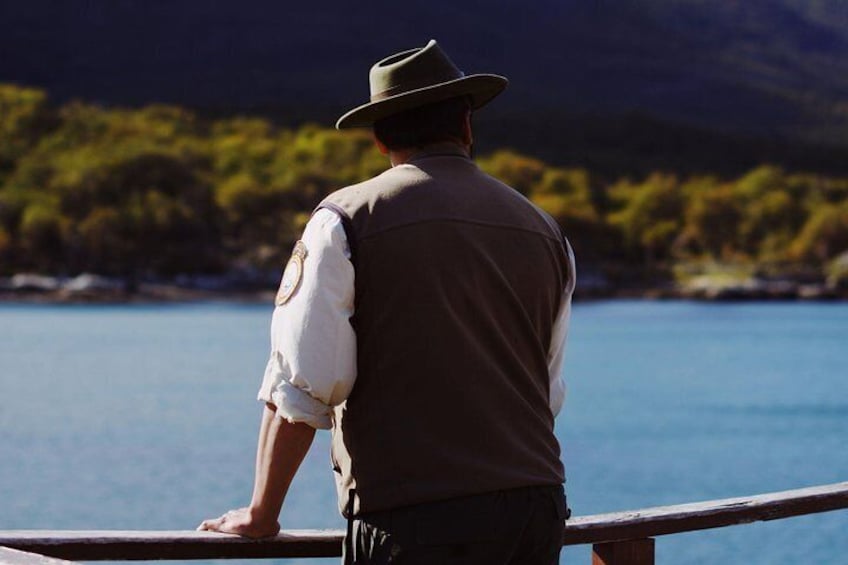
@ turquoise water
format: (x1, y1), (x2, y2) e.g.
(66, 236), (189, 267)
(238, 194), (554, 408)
(1, 301), (846, 564)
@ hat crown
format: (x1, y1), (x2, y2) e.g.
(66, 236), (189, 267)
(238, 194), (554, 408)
(368, 40), (464, 102)
(336, 39), (507, 129)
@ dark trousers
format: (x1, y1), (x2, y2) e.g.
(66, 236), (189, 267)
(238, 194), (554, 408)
(343, 485), (567, 565)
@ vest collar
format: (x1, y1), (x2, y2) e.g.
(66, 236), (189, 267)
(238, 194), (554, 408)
(406, 143), (470, 165)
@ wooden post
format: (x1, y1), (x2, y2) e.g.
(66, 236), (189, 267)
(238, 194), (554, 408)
(592, 538), (655, 565)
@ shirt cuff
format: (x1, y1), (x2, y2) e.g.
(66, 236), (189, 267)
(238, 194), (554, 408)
(266, 380), (333, 430)
(257, 358), (334, 430)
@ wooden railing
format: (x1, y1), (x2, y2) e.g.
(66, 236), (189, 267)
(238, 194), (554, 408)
(2, 482), (847, 564)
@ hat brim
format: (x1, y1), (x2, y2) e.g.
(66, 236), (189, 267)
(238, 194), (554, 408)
(336, 73), (508, 129)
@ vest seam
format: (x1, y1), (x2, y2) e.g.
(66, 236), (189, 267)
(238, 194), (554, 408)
(356, 216), (565, 245)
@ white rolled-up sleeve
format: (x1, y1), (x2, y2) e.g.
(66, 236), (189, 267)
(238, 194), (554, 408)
(548, 238), (576, 416)
(257, 208), (356, 430)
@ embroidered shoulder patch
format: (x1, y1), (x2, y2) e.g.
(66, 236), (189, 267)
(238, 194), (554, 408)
(275, 241), (308, 306)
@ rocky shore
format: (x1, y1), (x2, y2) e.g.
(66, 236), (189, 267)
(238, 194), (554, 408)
(0, 273), (276, 304)
(671, 276), (846, 301)
(2, 271), (846, 304)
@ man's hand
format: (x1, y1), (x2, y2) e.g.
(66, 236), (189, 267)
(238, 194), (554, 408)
(197, 405), (316, 539)
(197, 507), (280, 539)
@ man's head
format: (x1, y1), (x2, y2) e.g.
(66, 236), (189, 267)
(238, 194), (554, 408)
(372, 96), (472, 153)
(336, 40), (507, 133)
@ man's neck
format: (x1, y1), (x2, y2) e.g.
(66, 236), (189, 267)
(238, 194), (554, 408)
(388, 142), (470, 167)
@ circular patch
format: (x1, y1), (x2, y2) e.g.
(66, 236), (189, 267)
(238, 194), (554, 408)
(275, 241), (308, 306)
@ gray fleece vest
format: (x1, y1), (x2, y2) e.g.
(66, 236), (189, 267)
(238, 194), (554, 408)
(318, 148), (569, 516)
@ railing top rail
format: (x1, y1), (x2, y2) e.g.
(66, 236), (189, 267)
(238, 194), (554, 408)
(0, 530), (342, 561)
(2, 481), (847, 561)
(561, 480), (848, 545)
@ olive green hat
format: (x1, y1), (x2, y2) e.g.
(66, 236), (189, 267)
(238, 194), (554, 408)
(336, 39), (508, 129)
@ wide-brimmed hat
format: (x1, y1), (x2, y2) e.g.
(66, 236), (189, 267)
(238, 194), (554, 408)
(336, 40), (508, 129)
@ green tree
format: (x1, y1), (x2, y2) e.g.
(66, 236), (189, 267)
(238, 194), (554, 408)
(478, 150), (545, 196)
(0, 225), (12, 271)
(740, 190), (803, 261)
(730, 166), (804, 261)
(608, 174), (684, 264)
(19, 203), (66, 271)
(684, 185), (742, 260)
(790, 202), (848, 263)
(0, 85), (56, 183)
(529, 167), (612, 261)
(77, 207), (129, 274)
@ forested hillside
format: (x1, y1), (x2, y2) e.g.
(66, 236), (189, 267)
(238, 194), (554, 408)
(2, 85), (847, 294)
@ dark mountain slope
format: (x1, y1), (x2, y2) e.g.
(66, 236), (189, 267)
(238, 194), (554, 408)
(1, 0), (847, 174)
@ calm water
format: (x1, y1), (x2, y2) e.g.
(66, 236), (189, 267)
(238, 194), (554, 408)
(1, 301), (846, 564)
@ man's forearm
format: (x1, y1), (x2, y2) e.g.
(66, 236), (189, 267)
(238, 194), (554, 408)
(198, 403), (316, 537)
(249, 403), (317, 523)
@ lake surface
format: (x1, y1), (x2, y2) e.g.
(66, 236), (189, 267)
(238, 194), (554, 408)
(1, 301), (846, 564)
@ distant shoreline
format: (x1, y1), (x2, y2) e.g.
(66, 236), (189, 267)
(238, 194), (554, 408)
(0, 287), (276, 305)
(3, 269), (846, 305)
(2, 285), (846, 305)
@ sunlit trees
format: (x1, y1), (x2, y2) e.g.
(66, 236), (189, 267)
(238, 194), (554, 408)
(208, 122), (384, 269)
(683, 184), (741, 260)
(0, 85), (56, 183)
(608, 174), (684, 265)
(478, 152), (614, 260)
(0, 87), (387, 277)
(18, 202), (66, 271)
(1, 94), (218, 275)
(2, 83), (848, 288)
(790, 202), (848, 263)
(478, 150), (546, 196)
(724, 166), (804, 262)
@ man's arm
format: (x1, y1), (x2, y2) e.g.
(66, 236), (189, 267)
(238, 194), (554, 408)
(199, 208), (354, 537)
(197, 403), (316, 538)
(548, 238), (576, 416)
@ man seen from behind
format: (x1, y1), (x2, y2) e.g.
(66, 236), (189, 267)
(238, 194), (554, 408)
(199, 39), (576, 565)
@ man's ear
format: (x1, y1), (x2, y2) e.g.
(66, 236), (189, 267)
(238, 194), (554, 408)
(461, 111), (473, 147)
(373, 133), (390, 155)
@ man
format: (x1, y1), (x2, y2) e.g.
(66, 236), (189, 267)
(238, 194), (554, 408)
(199, 40), (575, 564)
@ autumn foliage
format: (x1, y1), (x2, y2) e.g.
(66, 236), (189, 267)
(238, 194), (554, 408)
(2, 85), (848, 287)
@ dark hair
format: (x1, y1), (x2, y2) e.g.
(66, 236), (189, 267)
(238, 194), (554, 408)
(373, 96), (471, 151)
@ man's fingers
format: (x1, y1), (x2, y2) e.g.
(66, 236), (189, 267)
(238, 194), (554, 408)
(196, 508), (278, 538)
(197, 516), (225, 532)
(196, 519), (212, 531)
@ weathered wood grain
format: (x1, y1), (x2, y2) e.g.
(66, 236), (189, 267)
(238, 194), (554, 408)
(0, 531), (344, 561)
(1, 481), (846, 560)
(562, 480), (848, 545)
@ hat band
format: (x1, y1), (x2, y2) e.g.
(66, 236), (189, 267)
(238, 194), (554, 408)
(370, 71), (465, 102)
